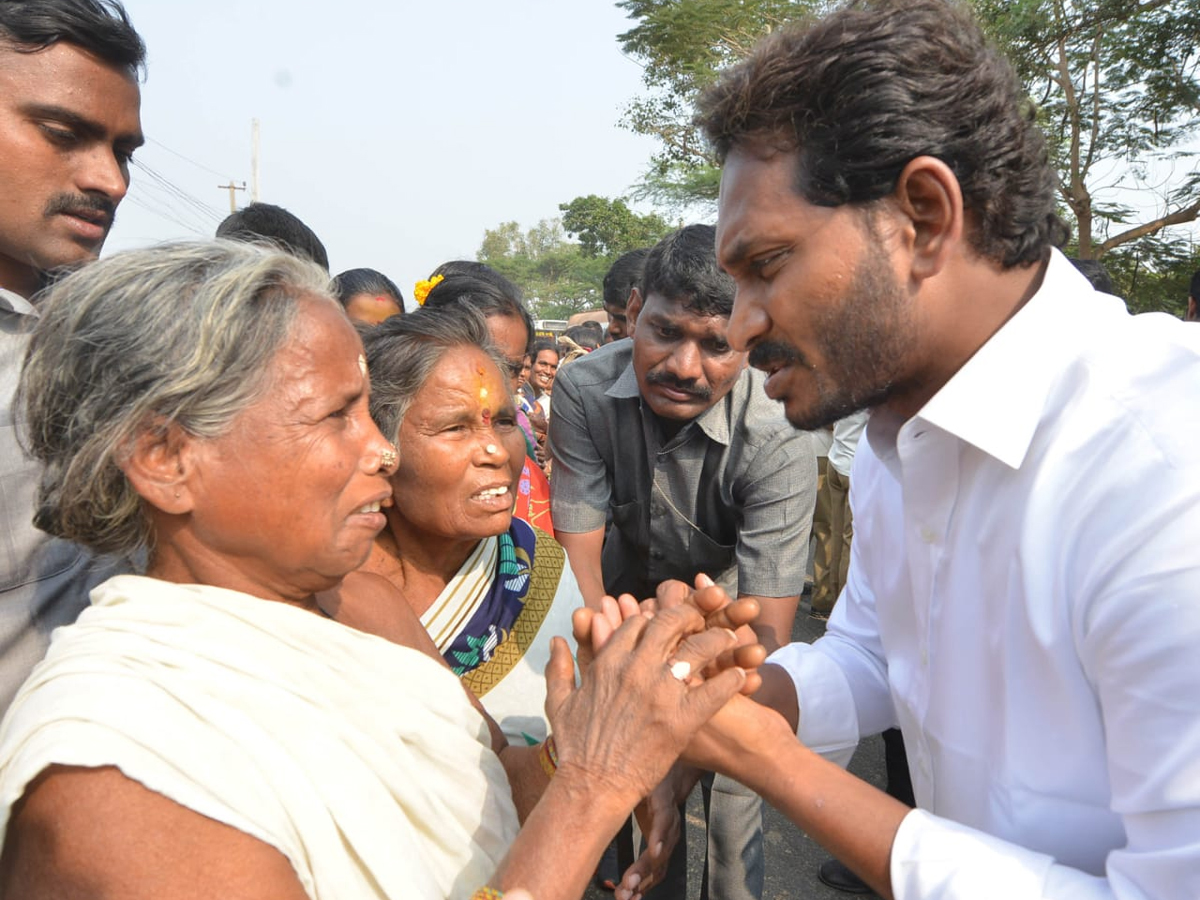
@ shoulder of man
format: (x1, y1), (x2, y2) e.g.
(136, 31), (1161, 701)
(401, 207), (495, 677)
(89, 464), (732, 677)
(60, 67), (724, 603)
(726, 366), (808, 450)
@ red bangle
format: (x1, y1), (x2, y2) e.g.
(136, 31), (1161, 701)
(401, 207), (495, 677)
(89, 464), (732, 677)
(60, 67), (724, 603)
(538, 735), (559, 779)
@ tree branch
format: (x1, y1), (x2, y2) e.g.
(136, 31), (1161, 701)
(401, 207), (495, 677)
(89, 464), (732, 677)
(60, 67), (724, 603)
(1096, 197), (1200, 255)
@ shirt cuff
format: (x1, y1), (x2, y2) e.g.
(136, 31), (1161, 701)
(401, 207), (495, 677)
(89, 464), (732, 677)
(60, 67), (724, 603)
(890, 809), (1057, 900)
(767, 642), (859, 767)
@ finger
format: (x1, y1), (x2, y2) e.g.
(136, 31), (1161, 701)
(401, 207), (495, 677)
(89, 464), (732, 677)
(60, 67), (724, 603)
(668, 628), (739, 680)
(572, 606), (595, 647)
(681, 665), (747, 723)
(689, 581), (734, 617)
(630, 604), (706, 660)
(654, 579), (690, 610)
(694, 572), (715, 589)
(696, 592), (759, 632)
(616, 593), (641, 622)
(733, 642), (768, 670)
(544, 636), (577, 719)
(591, 612), (615, 655)
(599, 595), (624, 633)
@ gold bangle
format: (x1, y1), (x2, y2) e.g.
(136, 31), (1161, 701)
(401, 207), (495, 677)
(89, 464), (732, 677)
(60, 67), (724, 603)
(469, 888), (504, 900)
(538, 734), (559, 779)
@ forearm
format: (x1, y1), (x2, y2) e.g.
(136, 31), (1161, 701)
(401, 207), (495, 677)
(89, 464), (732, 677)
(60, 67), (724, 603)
(497, 744), (552, 824)
(556, 529), (607, 609)
(746, 739), (908, 900)
(743, 593), (799, 654)
(491, 769), (636, 900)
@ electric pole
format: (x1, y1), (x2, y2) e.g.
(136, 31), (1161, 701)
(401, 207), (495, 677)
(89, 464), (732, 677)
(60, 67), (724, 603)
(218, 180), (246, 213)
(251, 119), (260, 203)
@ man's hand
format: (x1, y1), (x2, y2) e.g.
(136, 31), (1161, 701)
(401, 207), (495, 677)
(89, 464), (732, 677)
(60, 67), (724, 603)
(545, 605), (746, 807)
(574, 574), (767, 693)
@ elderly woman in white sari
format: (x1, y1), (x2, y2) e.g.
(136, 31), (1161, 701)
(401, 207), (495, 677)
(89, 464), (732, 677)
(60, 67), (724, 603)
(0, 241), (754, 900)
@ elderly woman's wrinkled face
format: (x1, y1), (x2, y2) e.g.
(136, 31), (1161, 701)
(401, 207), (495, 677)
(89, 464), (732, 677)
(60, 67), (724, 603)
(388, 347), (526, 543)
(183, 295), (395, 599)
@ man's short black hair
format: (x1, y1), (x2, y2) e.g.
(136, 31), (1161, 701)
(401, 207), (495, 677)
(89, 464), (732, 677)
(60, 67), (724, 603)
(641, 224), (736, 319)
(603, 247), (650, 311)
(1069, 258), (1118, 297)
(0, 0), (145, 76)
(216, 203), (330, 272)
(698, 0), (1068, 269)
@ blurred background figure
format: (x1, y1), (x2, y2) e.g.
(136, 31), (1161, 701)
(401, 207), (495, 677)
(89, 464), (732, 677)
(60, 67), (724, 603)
(332, 267), (404, 325)
(215, 201), (329, 271)
(602, 248), (650, 342)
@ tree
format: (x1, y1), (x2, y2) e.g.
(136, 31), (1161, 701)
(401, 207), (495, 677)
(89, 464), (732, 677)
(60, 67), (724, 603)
(615, 0), (1200, 311)
(477, 218), (609, 320)
(558, 195), (672, 257)
(973, 0), (1200, 263)
(616, 0), (823, 209)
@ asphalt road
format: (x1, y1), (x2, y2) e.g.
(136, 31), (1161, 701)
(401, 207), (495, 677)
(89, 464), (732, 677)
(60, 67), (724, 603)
(583, 598), (886, 900)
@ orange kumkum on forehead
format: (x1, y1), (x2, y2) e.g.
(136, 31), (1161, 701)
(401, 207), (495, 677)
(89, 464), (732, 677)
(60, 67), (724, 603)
(477, 366), (492, 426)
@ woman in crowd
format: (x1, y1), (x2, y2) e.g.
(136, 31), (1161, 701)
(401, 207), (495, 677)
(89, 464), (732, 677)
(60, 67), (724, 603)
(526, 338), (559, 420)
(332, 266), (405, 325)
(0, 241), (752, 900)
(352, 308), (576, 746)
(422, 271), (552, 532)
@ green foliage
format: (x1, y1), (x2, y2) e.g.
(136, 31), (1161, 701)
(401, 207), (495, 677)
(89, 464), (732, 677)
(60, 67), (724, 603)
(559, 195), (673, 257)
(615, 0), (1200, 311)
(477, 217), (611, 321)
(615, 0), (826, 207)
(973, 0), (1200, 263)
(1096, 237), (1200, 316)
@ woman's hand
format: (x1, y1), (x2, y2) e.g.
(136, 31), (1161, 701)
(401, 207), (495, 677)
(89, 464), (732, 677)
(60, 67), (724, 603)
(545, 605), (745, 808)
(574, 575), (767, 693)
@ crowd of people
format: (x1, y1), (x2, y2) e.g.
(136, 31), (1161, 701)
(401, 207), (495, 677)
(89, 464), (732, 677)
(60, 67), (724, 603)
(1, 1), (1198, 900)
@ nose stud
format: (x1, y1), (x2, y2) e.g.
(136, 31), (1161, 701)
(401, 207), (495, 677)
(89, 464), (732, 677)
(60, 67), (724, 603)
(485, 444), (498, 455)
(380, 446), (398, 471)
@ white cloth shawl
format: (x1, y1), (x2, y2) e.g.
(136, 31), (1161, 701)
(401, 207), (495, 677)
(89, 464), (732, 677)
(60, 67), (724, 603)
(0, 575), (519, 900)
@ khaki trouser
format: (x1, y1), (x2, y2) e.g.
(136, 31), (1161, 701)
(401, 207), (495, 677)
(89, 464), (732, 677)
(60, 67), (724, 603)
(811, 464), (852, 615)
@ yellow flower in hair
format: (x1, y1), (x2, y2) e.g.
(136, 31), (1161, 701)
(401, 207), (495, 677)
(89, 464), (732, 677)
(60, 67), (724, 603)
(413, 274), (444, 306)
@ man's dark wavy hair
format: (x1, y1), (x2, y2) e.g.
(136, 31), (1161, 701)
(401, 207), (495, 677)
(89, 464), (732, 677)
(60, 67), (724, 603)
(642, 224), (736, 318)
(0, 0), (145, 76)
(696, 0), (1068, 268)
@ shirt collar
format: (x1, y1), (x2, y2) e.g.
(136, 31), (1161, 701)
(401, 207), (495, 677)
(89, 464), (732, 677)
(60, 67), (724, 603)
(605, 356), (738, 447)
(872, 248), (1111, 471)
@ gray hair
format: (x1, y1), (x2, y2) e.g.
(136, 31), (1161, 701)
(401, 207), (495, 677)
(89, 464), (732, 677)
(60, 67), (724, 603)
(19, 239), (336, 557)
(362, 304), (509, 443)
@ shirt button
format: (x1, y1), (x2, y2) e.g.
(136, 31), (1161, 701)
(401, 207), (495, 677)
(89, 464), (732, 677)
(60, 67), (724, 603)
(920, 648), (929, 667)
(920, 527), (937, 544)
(650, 549), (664, 560)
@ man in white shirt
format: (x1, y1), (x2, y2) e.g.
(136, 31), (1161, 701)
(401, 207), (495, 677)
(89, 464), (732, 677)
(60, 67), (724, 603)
(0, 0), (144, 713)
(681, 1), (1200, 898)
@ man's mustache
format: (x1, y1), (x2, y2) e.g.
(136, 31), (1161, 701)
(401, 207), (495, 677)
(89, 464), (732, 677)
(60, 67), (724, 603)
(646, 370), (713, 400)
(44, 193), (117, 227)
(749, 340), (804, 371)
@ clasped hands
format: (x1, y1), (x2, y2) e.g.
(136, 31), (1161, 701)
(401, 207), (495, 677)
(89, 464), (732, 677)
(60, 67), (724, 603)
(543, 575), (777, 898)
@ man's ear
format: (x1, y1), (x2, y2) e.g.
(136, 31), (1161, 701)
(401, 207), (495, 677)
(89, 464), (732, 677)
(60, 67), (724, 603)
(626, 287), (644, 335)
(120, 421), (196, 515)
(890, 155), (963, 284)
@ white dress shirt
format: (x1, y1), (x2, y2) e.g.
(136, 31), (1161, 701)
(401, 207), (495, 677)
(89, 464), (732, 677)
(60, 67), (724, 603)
(770, 249), (1200, 899)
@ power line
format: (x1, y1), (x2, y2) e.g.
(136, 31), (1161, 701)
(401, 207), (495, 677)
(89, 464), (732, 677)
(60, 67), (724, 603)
(146, 136), (234, 180)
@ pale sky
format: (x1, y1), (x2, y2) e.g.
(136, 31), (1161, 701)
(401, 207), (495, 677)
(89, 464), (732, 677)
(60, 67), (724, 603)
(106, 1), (665, 303)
